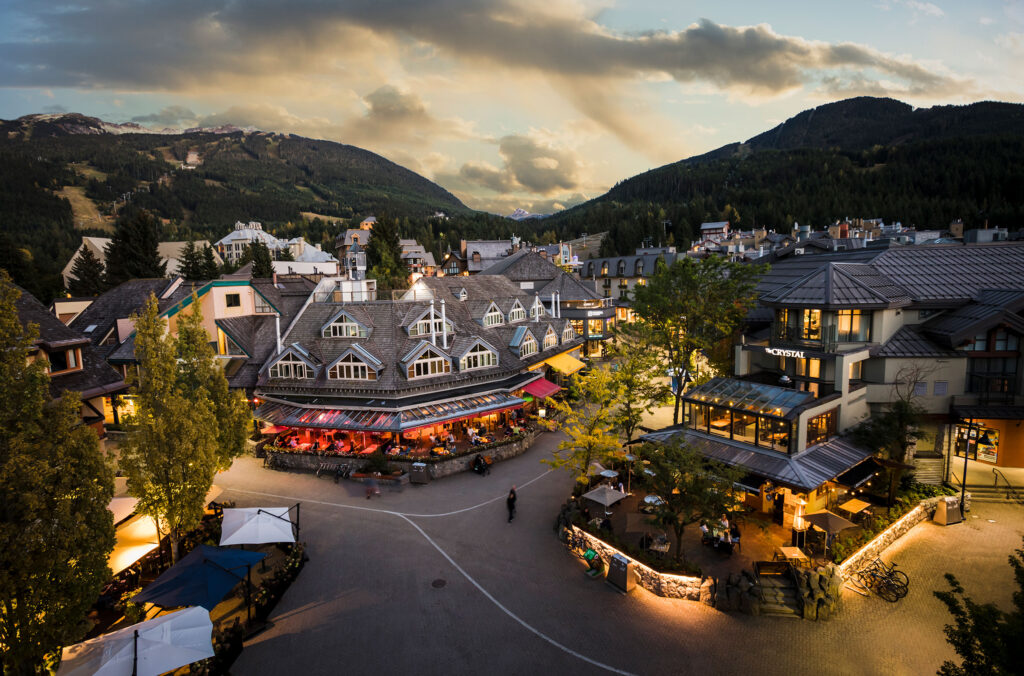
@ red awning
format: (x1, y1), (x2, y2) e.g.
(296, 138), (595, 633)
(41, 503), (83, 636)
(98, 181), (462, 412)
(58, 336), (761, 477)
(522, 378), (561, 399)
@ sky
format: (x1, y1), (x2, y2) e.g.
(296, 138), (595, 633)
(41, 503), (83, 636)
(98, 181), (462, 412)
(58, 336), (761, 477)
(1, 0), (1022, 216)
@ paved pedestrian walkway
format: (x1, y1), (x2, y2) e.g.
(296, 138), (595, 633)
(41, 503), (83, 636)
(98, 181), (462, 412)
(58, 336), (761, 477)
(216, 431), (1024, 675)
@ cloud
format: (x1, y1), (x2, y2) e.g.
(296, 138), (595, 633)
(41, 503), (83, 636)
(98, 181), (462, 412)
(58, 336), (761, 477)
(41, 103), (68, 113)
(443, 133), (582, 196)
(980, 16), (994, 25)
(897, 0), (945, 18)
(996, 32), (1024, 55)
(131, 105), (198, 128)
(340, 85), (474, 145)
(0, 1), (968, 132)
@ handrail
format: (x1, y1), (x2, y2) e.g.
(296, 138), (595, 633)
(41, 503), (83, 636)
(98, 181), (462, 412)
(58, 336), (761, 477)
(992, 468), (1024, 504)
(950, 471), (963, 487)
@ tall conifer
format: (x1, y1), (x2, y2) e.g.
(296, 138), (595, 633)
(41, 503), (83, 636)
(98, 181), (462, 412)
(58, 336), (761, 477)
(67, 244), (108, 296)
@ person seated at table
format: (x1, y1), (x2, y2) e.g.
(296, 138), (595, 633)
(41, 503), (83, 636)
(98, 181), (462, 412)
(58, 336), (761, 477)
(616, 480), (625, 494)
(311, 439), (320, 453)
(700, 521), (714, 546)
(718, 513), (730, 531)
(716, 531), (733, 555)
(287, 436), (299, 449)
(730, 524), (741, 545)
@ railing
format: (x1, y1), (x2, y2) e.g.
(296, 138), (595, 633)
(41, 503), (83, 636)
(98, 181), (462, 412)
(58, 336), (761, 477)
(770, 323), (838, 353)
(992, 468), (1024, 504)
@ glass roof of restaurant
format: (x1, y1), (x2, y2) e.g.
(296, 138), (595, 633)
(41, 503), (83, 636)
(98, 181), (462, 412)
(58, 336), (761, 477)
(255, 393), (524, 432)
(682, 377), (815, 419)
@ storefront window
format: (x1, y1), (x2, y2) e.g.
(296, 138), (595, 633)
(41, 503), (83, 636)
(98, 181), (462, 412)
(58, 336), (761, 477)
(757, 416), (790, 452)
(587, 319), (604, 337)
(570, 320), (584, 336)
(733, 412), (757, 444)
(795, 358), (821, 378)
(956, 424), (1000, 463)
(708, 406), (731, 438)
(800, 309), (821, 341)
(806, 409), (837, 447)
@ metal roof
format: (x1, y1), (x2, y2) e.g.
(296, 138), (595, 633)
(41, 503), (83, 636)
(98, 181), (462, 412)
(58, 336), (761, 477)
(870, 326), (963, 359)
(683, 377), (815, 419)
(760, 262), (911, 309)
(922, 288), (1024, 348)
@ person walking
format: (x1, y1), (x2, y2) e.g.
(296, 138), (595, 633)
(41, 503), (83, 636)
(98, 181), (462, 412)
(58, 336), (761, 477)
(507, 486), (517, 522)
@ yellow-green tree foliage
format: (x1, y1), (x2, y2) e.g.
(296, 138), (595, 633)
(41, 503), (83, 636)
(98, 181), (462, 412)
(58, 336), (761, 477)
(543, 366), (622, 486)
(0, 273), (115, 672)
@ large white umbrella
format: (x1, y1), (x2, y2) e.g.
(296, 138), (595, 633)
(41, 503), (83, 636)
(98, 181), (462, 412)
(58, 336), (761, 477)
(58, 606), (214, 676)
(220, 507), (296, 546)
(582, 485), (627, 508)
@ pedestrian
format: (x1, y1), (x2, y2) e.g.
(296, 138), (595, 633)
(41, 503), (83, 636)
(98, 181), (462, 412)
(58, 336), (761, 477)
(507, 486), (517, 522)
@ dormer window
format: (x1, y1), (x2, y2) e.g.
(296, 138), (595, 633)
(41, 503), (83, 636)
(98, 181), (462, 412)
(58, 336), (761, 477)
(407, 347), (451, 379)
(508, 300), (526, 323)
(636, 261), (644, 275)
(47, 348), (82, 375)
(409, 311), (453, 337)
(519, 334), (538, 357)
(530, 299), (545, 319)
(543, 326), (558, 350)
(323, 314), (368, 338)
(328, 353), (376, 381)
(601, 262), (609, 276)
(269, 353), (314, 379)
(460, 343), (498, 371)
(483, 304), (504, 327)
(562, 324), (575, 342)
(617, 260), (626, 275)
(457, 288), (468, 301)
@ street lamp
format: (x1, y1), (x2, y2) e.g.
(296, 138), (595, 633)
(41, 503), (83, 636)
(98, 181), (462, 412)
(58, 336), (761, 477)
(959, 419), (993, 519)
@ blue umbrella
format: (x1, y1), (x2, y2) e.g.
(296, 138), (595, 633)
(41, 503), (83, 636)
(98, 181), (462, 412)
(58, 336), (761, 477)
(133, 545), (266, 613)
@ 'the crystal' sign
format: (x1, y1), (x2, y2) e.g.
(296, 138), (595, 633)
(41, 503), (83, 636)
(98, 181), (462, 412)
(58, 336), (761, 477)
(766, 347), (805, 358)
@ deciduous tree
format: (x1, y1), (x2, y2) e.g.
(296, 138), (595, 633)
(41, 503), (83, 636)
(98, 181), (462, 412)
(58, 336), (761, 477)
(67, 244), (108, 296)
(0, 274), (115, 672)
(609, 329), (672, 442)
(632, 439), (746, 562)
(629, 255), (763, 424)
(176, 295), (251, 470)
(119, 295), (219, 562)
(542, 366), (622, 487)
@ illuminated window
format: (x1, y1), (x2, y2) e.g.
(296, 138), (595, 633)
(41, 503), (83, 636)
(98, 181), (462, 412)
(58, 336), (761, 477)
(530, 299), (545, 319)
(543, 327), (558, 350)
(323, 317), (368, 338)
(836, 310), (870, 341)
(408, 348), (451, 379)
(519, 334), (538, 357)
(460, 344), (497, 371)
(508, 301), (526, 323)
(269, 354), (314, 379)
(409, 312), (453, 337)
(483, 305), (504, 327)
(562, 324), (575, 343)
(328, 353), (375, 380)
(47, 348), (81, 374)
(806, 409), (837, 446)
(800, 309), (821, 341)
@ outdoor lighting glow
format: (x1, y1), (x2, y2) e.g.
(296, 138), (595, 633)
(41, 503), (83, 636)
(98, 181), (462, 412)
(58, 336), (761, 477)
(837, 502), (927, 575)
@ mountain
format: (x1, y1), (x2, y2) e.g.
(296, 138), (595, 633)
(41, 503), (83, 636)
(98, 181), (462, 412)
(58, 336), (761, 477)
(508, 208), (548, 221)
(0, 112), (472, 299)
(549, 97), (1024, 256)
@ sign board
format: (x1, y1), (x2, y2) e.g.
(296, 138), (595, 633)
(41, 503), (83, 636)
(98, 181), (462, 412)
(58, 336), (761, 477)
(586, 310), (604, 317)
(765, 347), (805, 358)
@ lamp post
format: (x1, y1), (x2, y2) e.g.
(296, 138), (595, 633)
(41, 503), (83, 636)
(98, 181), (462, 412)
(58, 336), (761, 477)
(959, 418), (993, 519)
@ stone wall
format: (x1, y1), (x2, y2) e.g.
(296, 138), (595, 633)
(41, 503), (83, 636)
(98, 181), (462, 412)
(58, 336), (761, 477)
(569, 526), (708, 602)
(837, 493), (969, 576)
(265, 430), (538, 479)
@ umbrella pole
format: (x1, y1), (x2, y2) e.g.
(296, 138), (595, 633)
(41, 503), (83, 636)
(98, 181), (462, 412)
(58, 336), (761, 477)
(132, 629), (139, 676)
(246, 564), (252, 625)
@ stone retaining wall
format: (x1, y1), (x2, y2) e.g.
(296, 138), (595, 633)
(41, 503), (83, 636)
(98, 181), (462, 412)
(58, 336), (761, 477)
(837, 493), (969, 576)
(265, 430), (538, 479)
(569, 526), (709, 603)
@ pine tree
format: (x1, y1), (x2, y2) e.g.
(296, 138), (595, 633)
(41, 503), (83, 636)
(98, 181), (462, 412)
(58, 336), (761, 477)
(67, 244), (108, 296)
(176, 294), (251, 470)
(200, 244), (220, 280)
(0, 273), (115, 672)
(178, 240), (204, 281)
(104, 211), (167, 286)
(120, 295), (219, 563)
(250, 242), (274, 278)
(365, 217), (407, 291)
(276, 246), (294, 262)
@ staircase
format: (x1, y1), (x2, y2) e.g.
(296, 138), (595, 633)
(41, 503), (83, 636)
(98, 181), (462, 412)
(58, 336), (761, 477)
(965, 484), (1024, 504)
(757, 575), (802, 617)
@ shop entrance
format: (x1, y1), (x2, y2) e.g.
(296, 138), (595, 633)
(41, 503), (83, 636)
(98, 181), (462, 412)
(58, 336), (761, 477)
(954, 423), (1000, 464)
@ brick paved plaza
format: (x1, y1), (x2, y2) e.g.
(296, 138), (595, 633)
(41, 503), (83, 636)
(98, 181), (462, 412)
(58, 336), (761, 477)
(218, 432), (1024, 676)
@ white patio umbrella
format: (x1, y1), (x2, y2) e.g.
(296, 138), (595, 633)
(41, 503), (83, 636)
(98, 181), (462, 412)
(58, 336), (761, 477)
(220, 507), (296, 546)
(58, 606), (214, 676)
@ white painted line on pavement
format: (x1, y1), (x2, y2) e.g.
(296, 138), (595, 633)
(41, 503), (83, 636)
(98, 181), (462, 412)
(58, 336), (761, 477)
(398, 513), (636, 676)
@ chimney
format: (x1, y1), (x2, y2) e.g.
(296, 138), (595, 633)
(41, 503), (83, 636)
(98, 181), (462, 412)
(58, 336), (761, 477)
(275, 313), (282, 355)
(430, 299), (437, 346)
(556, 292), (561, 318)
(272, 272), (278, 287)
(550, 292), (555, 319)
(441, 299), (448, 349)
(534, 293), (540, 322)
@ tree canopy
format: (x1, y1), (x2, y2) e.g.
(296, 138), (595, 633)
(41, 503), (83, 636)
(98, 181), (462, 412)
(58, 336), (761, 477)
(249, 241), (274, 278)
(0, 274), (115, 672)
(104, 210), (167, 285)
(543, 366), (622, 486)
(608, 330), (672, 442)
(66, 244), (108, 296)
(177, 239), (204, 281)
(365, 216), (408, 292)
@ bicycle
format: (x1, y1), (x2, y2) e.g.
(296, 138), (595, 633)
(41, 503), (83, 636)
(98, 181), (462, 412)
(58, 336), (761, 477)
(850, 557), (909, 602)
(566, 528), (604, 577)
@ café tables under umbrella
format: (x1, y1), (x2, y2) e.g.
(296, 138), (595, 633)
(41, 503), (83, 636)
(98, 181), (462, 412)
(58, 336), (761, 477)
(132, 545), (266, 621)
(58, 606), (214, 676)
(582, 485), (627, 516)
(803, 509), (857, 560)
(220, 507), (297, 546)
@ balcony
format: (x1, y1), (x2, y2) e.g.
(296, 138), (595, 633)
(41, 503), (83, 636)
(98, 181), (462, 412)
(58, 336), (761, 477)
(771, 322), (838, 353)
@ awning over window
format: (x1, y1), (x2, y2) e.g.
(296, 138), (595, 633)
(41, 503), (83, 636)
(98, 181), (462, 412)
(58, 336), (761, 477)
(834, 458), (882, 489)
(545, 352), (586, 374)
(522, 378), (561, 399)
(256, 392), (525, 433)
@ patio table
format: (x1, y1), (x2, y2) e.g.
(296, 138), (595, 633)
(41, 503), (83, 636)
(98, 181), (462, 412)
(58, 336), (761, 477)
(775, 546), (810, 567)
(839, 498), (871, 515)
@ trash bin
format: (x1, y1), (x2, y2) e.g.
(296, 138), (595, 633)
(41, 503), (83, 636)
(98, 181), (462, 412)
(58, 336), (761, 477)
(606, 554), (635, 592)
(933, 496), (961, 525)
(410, 462), (430, 485)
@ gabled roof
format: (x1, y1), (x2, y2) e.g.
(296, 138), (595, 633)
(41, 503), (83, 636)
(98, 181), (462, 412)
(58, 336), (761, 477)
(509, 326), (535, 347)
(870, 242), (1024, 303)
(320, 307), (372, 335)
(69, 279), (173, 355)
(760, 262), (911, 309)
(538, 274), (601, 302)
(325, 343), (383, 371)
(921, 288), (1024, 348)
(263, 343), (320, 373)
(401, 340), (449, 364)
(871, 325), (963, 358)
(479, 250), (562, 281)
(451, 336), (500, 359)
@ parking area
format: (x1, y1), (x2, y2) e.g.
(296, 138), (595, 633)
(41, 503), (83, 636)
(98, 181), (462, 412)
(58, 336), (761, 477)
(217, 433), (1024, 676)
